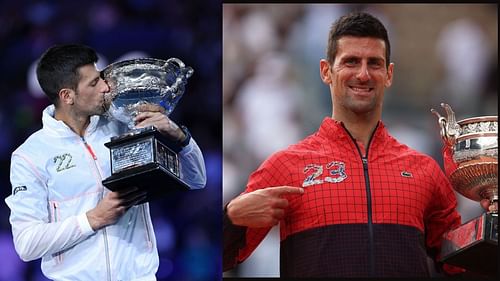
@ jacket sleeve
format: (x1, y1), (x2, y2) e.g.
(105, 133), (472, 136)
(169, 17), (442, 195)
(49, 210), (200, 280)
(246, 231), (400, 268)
(178, 137), (207, 189)
(223, 204), (249, 271)
(223, 152), (289, 271)
(424, 160), (464, 275)
(4, 153), (95, 262)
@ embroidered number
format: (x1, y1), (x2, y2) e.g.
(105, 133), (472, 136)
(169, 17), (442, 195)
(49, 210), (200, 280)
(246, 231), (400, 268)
(53, 153), (76, 172)
(325, 161), (347, 183)
(302, 161), (347, 187)
(303, 164), (324, 187)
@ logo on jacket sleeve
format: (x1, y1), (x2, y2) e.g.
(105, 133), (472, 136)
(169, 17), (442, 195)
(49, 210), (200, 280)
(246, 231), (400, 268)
(302, 161), (347, 187)
(13, 185), (27, 195)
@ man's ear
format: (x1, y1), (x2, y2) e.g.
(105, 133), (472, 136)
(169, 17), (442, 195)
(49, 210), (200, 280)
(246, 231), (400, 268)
(319, 59), (332, 85)
(59, 88), (75, 105)
(385, 62), (394, 88)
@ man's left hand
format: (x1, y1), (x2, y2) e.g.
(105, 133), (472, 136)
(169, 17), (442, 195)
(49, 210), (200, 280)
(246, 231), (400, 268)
(480, 199), (498, 213)
(133, 103), (186, 143)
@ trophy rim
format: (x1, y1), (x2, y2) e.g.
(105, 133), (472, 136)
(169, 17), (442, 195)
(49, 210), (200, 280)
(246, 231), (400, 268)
(102, 58), (170, 75)
(457, 116), (498, 126)
(456, 132), (498, 142)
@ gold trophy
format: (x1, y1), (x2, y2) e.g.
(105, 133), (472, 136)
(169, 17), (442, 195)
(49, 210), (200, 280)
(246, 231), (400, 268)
(431, 103), (497, 275)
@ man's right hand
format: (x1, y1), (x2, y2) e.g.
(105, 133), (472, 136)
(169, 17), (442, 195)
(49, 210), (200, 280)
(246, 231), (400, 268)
(86, 187), (147, 231)
(226, 186), (304, 228)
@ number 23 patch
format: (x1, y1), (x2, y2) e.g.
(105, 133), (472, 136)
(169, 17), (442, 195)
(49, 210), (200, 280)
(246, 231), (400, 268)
(302, 161), (347, 187)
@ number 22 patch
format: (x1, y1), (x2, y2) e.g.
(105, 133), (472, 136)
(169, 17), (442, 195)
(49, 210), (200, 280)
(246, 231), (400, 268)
(53, 153), (76, 172)
(302, 161), (347, 187)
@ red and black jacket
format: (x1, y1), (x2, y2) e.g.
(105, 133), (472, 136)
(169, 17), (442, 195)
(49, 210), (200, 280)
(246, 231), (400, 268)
(224, 118), (462, 277)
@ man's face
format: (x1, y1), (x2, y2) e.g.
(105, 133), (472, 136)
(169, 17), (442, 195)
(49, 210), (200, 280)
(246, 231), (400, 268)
(327, 36), (393, 116)
(73, 64), (110, 116)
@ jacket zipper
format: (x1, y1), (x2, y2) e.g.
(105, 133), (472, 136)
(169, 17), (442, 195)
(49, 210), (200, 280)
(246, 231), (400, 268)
(141, 205), (153, 248)
(51, 201), (64, 264)
(52, 201), (59, 222)
(342, 123), (378, 277)
(81, 136), (112, 281)
(82, 137), (97, 160)
(361, 157), (374, 276)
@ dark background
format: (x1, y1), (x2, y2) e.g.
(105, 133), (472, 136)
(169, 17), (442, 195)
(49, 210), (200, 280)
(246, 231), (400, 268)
(0, 0), (221, 280)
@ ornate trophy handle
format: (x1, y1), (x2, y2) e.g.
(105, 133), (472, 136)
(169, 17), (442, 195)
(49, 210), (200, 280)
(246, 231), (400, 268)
(162, 58), (194, 98)
(430, 103), (461, 146)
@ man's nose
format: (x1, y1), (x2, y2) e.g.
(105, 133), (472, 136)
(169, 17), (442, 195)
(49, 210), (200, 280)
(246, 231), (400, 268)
(355, 63), (370, 82)
(100, 78), (110, 93)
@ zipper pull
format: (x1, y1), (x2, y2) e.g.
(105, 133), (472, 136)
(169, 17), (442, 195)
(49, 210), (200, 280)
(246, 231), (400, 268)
(82, 137), (97, 160)
(362, 157), (368, 170)
(52, 201), (59, 222)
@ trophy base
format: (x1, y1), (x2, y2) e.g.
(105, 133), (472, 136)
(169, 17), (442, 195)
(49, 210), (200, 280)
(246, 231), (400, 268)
(440, 213), (498, 276)
(102, 162), (190, 204)
(102, 126), (191, 204)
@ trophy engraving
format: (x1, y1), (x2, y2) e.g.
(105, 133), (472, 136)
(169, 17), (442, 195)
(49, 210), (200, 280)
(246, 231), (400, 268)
(101, 58), (194, 203)
(431, 103), (498, 275)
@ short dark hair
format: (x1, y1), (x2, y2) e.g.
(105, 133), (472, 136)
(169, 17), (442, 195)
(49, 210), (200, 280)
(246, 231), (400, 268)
(36, 44), (98, 105)
(327, 12), (391, 67)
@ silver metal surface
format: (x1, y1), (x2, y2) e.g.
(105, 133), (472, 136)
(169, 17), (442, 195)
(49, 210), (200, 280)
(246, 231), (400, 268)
(102, 57), (193, 129)
(431, 103), (498, 209)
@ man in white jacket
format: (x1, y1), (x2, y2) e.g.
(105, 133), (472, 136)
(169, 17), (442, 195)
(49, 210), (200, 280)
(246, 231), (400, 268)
(5, 44), (207, 281)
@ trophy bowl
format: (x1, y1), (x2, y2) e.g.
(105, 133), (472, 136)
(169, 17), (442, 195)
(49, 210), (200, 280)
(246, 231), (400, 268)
(431, 103), (498, 275)
(447, 116), (497, 202)
(102, 57), (193, 129)
(100, 57), (194, 203)
(431, 103), (498, 205)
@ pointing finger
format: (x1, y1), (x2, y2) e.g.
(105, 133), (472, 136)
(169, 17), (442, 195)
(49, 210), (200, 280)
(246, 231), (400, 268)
(265, 186), (304, 197)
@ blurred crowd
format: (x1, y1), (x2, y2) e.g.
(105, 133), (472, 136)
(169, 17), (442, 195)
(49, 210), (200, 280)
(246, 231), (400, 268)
(0, 0), (221, 281)
(223, 3), (497, 277)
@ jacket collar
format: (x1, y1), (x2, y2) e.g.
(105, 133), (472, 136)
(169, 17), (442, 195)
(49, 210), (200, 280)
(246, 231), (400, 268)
(317, 117), (390, 150)
(42, 105), (101, 138)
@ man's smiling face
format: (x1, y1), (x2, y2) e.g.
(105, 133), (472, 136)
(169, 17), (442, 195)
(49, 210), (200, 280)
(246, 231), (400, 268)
(330, 36), (393, 115)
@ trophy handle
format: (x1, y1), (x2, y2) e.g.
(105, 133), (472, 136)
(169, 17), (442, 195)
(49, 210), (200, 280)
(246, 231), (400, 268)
(431, 103), (461, 146)
(163, 58), (194, 96)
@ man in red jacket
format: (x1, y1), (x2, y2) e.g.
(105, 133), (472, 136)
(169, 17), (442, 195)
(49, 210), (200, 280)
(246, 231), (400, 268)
(223, 12), (486, 278)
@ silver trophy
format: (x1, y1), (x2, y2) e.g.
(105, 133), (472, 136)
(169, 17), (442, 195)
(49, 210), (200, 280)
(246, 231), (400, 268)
(431, 103), (497, 275)
(101, 58), (194, 203)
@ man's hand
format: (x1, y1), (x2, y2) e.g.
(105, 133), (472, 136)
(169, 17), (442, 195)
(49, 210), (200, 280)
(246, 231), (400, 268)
(480, 199), (498, 213)
(133, 103), (186, 143)
(226, 186), (304, 228)
(86, 187), (147, 231)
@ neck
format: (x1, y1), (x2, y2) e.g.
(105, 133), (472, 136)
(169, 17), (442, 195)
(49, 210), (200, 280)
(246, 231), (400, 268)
(332, 110), (380, 148)
(54, 107), (90, 137)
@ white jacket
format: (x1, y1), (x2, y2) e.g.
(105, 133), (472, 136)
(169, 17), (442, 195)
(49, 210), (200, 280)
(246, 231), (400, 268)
(5, 105), (206, 281)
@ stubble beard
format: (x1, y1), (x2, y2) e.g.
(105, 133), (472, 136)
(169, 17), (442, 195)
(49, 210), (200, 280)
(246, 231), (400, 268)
(341, 94), (378, 115)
